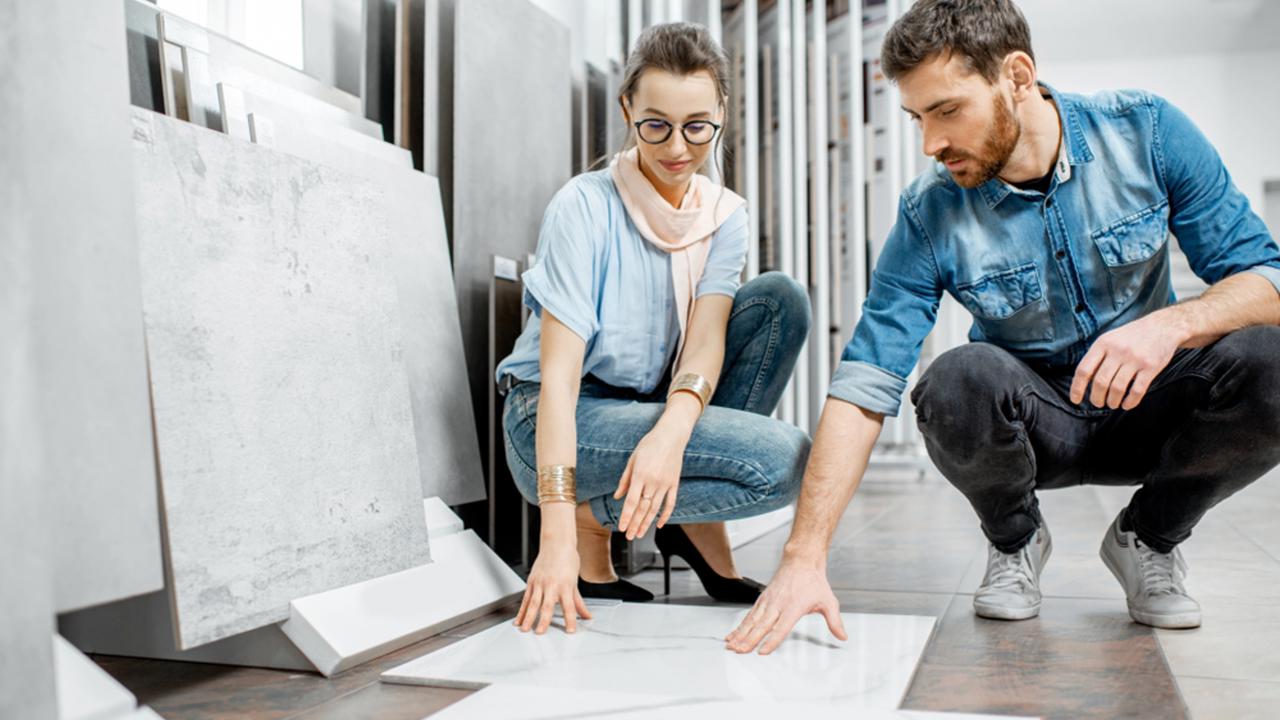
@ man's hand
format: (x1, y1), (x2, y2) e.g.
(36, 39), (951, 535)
(724, 559), (847, 655)
(1070, 312), (1184, 410)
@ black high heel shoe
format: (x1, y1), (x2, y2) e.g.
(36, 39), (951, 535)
(577, 576), (654, 602)
(654, 524), (765, 603)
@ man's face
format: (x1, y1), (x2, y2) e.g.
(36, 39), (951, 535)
(899, 53), (1020, 189)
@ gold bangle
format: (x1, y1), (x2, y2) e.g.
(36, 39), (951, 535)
(668, 372), (712, 411)
(537, 465), (577, 505)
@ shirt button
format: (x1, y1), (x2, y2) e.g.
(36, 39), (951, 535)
(1075, 303), (1086, 313)
(1055, 250), (1066, 260)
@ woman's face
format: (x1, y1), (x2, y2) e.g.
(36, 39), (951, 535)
(623, 68), (723, 196)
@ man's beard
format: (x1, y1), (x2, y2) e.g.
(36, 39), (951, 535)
(938, 92), (1020, 189)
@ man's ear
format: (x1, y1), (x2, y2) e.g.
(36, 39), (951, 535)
(1004, 51), (1037, 100)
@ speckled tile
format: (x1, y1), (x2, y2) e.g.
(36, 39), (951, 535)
(131, 108), (429, 649)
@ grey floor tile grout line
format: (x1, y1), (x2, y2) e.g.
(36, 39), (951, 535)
(1232, 524), (1280, 565)
(1173, 674), (1280, 685)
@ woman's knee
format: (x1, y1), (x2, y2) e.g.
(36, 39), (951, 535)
(737, 271), (812, 339)
(751, 421), (810, 506)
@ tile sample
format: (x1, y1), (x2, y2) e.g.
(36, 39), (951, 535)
(131, 108), (430, 649)
(282, 529), (525, 676)
(242, 99), (410, 168)
(158, 12), (381, 139)
(21, 0), (164, 615)
(53, 636), (137, 720)
(147, 4), (362, 114)
(451, 0), (572, 478)
(0, 122), (57, 720)
(383, 603), (936, 711)
(430, 686), (1034, 720)
(243, 112), (485, 505)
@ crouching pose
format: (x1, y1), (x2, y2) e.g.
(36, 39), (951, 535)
(496, 22), (812, 634)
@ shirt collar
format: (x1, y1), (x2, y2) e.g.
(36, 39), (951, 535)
(977, 81), (1094, 208)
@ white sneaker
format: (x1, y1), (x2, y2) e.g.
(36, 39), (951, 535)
(973, 523), (1053, 621)
(1099, 513), (1201, 629)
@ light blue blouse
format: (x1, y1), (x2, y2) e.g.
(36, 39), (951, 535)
(495, 168), (750, 394)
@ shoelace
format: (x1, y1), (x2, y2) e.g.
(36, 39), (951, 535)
(1135, 541), (1189, 597)
(986, 545), (1036, 591)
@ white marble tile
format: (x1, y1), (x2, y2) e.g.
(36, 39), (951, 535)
(282, 529), (525, 676)
(384, 603), (936, 711)
(132, 109), (430, 649)
(424, 685), (1032, 720)
(53, 636), (137, 720)
(243, 111), (485, 505)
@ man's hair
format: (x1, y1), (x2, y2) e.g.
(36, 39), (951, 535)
(881, 0), (1034, 84)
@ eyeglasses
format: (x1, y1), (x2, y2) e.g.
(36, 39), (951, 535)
(633, 118), (722, 146)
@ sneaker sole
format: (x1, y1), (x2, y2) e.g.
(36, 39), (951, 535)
(973, 600), (1041, 621)
(1100, 534), (1202, 630)
(1128, 604), (1201, 630)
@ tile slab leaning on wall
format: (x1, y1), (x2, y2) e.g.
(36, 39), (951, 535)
(131, 108), (431, 650)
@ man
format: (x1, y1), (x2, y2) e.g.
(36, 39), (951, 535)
(726, 0), (1280, 653)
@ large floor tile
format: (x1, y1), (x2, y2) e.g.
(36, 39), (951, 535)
(1173, 676), (1280, 720)
(1156, 601), (1280, 683)
(382, 603), (937, 711)
(902, 596), (1186, 719)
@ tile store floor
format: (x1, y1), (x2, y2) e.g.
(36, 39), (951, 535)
(97, 465), (1280, 719)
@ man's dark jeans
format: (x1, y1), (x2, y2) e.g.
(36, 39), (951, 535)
(910, 326), (1280, 554)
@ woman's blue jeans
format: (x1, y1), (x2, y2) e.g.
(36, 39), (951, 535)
(502, 272), (812, 529)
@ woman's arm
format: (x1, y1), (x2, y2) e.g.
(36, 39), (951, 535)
(514, 311), (592, 635)
(615, 294), (734, 539)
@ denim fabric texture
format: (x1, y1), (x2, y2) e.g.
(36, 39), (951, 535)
(502, 273), (812, 529)
(830, 83), (1280, 417)
(495, 169), (750, 396)
(911, 327), (1280, 554)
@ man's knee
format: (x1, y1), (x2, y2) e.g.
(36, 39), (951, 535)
(912, 343), (1021, 421)
(1214, 326), (1280, 430)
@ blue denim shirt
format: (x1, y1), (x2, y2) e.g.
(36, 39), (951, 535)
(495, 169), (750, 394)
(830, 85), (1280, 417)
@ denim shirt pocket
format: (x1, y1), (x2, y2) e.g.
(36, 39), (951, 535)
(1090, 200), (1171, 309)
(955, 262), (1055, 345)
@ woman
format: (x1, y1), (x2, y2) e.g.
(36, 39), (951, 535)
(496, 22), (811, 635)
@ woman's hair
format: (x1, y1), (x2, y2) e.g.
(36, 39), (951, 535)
(594, 22), (731, 183)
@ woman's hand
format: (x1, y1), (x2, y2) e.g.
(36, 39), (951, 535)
(615, 424), (688, 540)
(514, 541), (592, 634)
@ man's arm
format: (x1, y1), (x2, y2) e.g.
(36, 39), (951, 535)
(1072, 272), (1280, 409)
(724, 398), (883, 654)
(1072, 95), (1280, 409)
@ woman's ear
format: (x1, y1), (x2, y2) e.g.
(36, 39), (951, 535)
(618, 97), (632, 125)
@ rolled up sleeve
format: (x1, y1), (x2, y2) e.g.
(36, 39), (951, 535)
(829, 195), (943, 417)
(521, 183), (601, 343)
(1155, 97), (1280, 293)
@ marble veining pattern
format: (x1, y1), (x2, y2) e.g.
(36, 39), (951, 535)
(131, 109), (430, 649)
(383, 603), (937, 710)
(426, 685), (1036, 720)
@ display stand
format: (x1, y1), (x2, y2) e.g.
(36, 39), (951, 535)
(60, 500), (524, 677)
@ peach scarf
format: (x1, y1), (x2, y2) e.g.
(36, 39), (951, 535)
(609, 147), (746, 367)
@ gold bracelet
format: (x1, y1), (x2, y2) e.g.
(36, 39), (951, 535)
(667, 372), (712, 412)
(537, 465), (577, 505)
